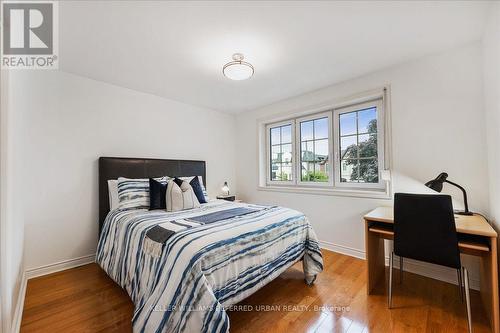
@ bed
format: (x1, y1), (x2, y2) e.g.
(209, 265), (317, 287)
(96, 157), (323, 333)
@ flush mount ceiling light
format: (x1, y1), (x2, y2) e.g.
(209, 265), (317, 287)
(222, 53), (254, 81)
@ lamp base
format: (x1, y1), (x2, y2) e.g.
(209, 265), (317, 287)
(456, 211), (474, 216)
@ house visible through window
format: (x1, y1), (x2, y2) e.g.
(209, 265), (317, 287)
(298, 114), (331, 183)
(265, 95), (386, 191)
(270, 124), (293, 181)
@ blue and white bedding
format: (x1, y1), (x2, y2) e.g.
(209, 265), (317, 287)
(96, 200), (323, 333)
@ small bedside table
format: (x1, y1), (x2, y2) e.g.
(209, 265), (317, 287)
(217, 195), (236, 202)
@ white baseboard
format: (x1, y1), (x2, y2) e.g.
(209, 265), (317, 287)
(319, 240), (480, 291)
(319, 240), (365, 260)
(11, 272), (27, 333)
(384, 255), (481, 291)
(25, 254), (96, 280)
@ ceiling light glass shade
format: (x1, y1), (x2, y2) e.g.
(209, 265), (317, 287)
(223, 53), (254, 80)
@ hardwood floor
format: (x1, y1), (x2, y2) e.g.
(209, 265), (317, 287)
(21, 250), (492, 332)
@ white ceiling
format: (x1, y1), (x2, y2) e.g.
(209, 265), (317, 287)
(60, 1), (490, 113)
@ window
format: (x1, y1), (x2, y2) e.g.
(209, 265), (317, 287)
(334, 100), (383, 188)
(268, 122), (294, 182)
(297, 112), (332, 184)
(264, 95), (386, 192)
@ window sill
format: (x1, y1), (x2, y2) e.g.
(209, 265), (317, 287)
(257, 185), (392, 200)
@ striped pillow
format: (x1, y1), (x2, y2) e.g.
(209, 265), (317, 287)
(117, 176), (169, 210)
(166, 178), (201, 212)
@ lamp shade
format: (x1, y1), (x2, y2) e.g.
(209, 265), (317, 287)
(221, 181), (230, 195)
(425, 172), (448, 192)
(223, 53), (254, 81)
(424, 172), (472, 215)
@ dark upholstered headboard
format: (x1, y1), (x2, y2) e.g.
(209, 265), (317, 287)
(98, 157), (206, 234)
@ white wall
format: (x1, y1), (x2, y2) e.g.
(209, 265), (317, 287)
(483, 2), (500, 231)
(9, 70), (236, 271)
(0, 70), (25, 332)
(235, 43), (488, 282)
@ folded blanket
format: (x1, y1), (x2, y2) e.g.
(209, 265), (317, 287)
(186, 207), (260, 224)
(143, 207), (267, 257)
(143, 220), (199, 257)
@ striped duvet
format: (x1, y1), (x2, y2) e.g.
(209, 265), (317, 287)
(96, 200), (323, 333)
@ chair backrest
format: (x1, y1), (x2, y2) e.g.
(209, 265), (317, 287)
(394, 193), (461, 269)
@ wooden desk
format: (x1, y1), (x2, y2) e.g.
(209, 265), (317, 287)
(364, 206), (499, 333)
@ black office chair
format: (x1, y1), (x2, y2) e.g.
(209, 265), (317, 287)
(390, 193), (472, 333)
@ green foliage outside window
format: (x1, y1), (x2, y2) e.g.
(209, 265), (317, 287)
(276, 172), (290, 181)
(302, 170), (329, 182)
(342, 119), (379, 183)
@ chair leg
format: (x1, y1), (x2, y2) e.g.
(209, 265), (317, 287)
(400, 256), (403, 284)
(463, 267), (473, 333)
(388, 252), (394, 308)
(457, 268), (464, 302)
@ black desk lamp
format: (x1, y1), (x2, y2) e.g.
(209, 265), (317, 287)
(425, 172), (473, 216)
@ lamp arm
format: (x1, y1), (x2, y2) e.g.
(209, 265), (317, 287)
(444, 180), (470, 213)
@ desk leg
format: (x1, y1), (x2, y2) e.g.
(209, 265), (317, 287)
(480, 237), (499, 333)
(365, 221), (385, 294)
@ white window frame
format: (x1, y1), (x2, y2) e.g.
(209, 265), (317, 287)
(295, 111), (334, 187)
(333, 99), (385, 190)
(260, 87), (390, 197)
(266, 120), (296, 185)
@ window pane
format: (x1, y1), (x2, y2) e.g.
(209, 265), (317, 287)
(270, 127), (281, 145)
(314, 117), (328, 139)
(281, 166), (292, 181)
(301, 141), (314, 162)
(270, 163), (280, 180)
(301, 162), (310, 181)
(314, 139), (329, 161)
(340, 136), (357, 159)
(339, 112), (356, 136)
(359, 158), (379, 183)
(281, 144), (292, 163)
(314, 162), (329, 182)
(358, 134), (377, 158)
(300, 121), (313, 141)
(281, 125), (292, 144)
(337, 104), (380, 186)
(302, 162), (316, 181)
(341, 159), (358, 183)
(269, 123), (294, 182)
(358, 108), (377, 134)
(299, 116), (331, 183)
(271, 145), (281, 163)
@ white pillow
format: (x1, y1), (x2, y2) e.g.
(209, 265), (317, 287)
(166, 178), (200, 212)
(180, 176), (209, 201)
(108, 179), (119, 211)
